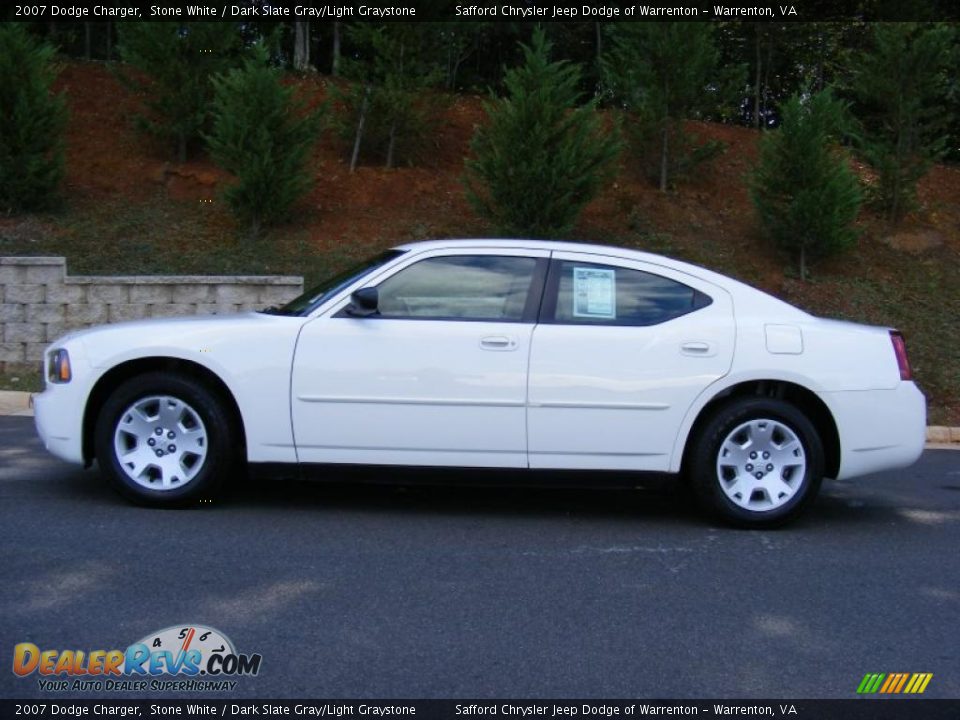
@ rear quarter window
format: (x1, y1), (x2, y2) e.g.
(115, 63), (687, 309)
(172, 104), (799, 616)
(546, 260), (712, 326)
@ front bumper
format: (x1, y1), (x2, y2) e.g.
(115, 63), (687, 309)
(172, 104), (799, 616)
(33, 342), (94, 466)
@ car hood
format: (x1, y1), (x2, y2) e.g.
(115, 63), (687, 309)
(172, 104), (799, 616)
(56, 311), (306, 368)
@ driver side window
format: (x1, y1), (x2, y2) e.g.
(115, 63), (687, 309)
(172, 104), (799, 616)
(375, 255), (539, 322)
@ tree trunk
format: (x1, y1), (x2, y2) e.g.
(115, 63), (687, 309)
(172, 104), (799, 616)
(762, 41), (773, 130)
(891, 82), (907, 224)
(177, 133), (187, 164)
(595, 22), (602, 65)
(659, 68), (670, 192)
(659, 123), (669, 193)
(293, 22), (310, 72)
(800, 244), (807, 282)
(106, 22), (112, 60)
(331, 22), (341, 76)
(386, 42), (404, 168)
(386, 125), (396, 169)
(754, 27), (762, 130)
(449, 53), (461, 91)
(84, 22), (91, 59)
(350, 86), (371, 173)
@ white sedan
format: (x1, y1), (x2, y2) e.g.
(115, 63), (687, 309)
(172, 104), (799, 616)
(33, 240), (926, 526)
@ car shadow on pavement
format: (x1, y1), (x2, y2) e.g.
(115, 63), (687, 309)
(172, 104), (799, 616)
(6, 416), (952, 531)
(226, 466), (709, 526)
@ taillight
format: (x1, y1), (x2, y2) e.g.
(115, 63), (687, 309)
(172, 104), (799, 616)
(890, 331), (912, 381)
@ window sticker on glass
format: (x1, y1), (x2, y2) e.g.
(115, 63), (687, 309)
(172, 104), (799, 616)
(572, 266), (616, 319)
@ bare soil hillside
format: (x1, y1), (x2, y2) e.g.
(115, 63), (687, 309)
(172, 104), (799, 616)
(3, 62), (958, 422)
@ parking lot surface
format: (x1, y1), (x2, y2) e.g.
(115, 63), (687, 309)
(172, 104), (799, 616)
(1, 416), (958, 699)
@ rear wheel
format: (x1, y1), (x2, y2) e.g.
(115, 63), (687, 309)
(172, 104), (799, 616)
(689, 398), (823, 528)
(94, 372), (236, 507)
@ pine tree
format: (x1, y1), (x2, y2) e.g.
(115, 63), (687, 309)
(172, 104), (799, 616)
(0, 24), (67, 214)
(849, 23), (955, 222)
(206, 45), (324, 238)
(116, 23), (242, 162)
(751, 89), (861, 281)
(602, 23), (741, 192)
(464, 29), (620, 238)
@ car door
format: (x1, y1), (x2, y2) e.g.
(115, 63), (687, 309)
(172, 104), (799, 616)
(291, 249), (549, 468)
(527, 251), (734, 472)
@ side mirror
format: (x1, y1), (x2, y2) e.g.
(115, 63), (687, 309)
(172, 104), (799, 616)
(346, 287), (379, 317)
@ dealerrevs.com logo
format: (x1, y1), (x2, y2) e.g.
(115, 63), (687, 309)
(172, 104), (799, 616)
(13, 624), (262, 692)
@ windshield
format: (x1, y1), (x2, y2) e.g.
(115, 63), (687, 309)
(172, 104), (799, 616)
(261, 250), (406, 317)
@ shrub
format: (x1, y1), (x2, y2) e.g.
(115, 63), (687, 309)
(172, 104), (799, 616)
(464, 29), (620, 238)
(849, 23), (955, 222)
(0, 24), (67, 214)
(116, 23), (242, 162)
(206, 46), (324, 238)
(751, 89), (861, 280)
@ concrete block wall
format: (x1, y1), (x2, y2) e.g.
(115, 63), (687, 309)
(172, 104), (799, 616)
(0, 257), (304, 371)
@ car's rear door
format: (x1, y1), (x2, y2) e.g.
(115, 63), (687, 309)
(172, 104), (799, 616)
(291, 248), (549, 467)
(527, 251), (734, 471)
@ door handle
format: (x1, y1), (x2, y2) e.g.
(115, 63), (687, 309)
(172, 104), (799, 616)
(681, 341), (714, 356)
(480, 336), (517, 351)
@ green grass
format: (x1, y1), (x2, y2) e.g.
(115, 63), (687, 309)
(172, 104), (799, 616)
(0, 191), (346, 288)
(0, 370), (42, 393)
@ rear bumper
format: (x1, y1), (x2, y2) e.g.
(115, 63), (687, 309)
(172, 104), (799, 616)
(820, 382), (926, 480)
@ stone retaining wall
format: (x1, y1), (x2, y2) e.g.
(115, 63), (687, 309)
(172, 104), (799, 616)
(0, 257), (304, 371)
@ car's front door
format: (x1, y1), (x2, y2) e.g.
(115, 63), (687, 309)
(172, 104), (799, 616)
(291, 249), (549, 467)
(527, 251), (735, 472)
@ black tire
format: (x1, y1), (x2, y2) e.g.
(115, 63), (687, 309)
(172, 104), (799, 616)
(94, 372), (236, 507)
(688, 397), (824, 528)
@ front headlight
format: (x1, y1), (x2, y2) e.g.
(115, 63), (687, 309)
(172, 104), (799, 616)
(47, 348), (72, 384)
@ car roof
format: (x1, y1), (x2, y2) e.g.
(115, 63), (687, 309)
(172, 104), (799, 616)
(392, 238), (705, 272)
(393, 238), (723, 285)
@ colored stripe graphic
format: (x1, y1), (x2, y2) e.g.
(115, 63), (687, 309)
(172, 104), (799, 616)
(879, 674), (897, 693)
(857, 672), (932, 694)
(893, 673), (910, 693)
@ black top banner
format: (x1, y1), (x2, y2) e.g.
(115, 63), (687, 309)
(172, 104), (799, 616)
(4, 700), (960, 720)
(1, 0), (958, 23)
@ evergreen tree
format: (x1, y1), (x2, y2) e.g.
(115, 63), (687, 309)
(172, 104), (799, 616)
(0, 24), (67, 214)
(336, 23), (445, 170)
(849, 23), (955, 222)
(116, 23), (242, 162)
(602, 23), (741, 191)
(751, 89), (861, 280)
(206, 45), (324, 238)
(464, 29), (620, 238)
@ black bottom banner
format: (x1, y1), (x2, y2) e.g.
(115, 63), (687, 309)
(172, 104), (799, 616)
(3, 700), (960, 720)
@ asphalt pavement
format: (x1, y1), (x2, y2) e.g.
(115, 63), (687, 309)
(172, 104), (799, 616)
(1, 415), (958, 700)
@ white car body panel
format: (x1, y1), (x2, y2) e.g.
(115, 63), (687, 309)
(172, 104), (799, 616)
(36, 313), (303, 464)
(527, 250), (735, 471)
(291, 317), (532, 467)
(32, 239), (926, 488)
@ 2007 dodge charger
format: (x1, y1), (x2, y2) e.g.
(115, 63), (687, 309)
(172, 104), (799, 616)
(33, 240), (926, 526)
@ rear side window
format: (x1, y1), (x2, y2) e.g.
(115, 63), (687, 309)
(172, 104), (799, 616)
(375, 255), (539, 322)
(545, 260), (712, 326)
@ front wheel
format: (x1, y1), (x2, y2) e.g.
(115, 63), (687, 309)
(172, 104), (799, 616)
(688, 398), (824, 528)
(94, 372), (236, 507)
